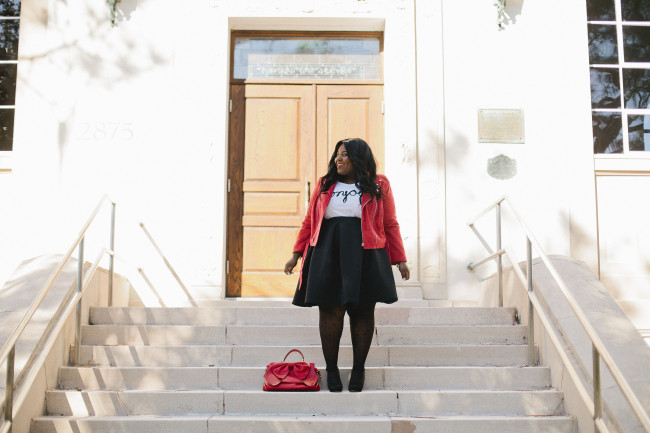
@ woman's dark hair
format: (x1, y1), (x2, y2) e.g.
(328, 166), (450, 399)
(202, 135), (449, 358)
(319, 138), (382, 201)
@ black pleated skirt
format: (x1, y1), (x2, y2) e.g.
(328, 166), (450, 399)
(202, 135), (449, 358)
(292, 217), (398, 307)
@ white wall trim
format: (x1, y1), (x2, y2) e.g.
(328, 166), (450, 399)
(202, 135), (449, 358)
(415, 0), (447, 299)
(228, 17), (386, 32)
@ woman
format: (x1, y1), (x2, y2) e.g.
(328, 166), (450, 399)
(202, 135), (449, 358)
(284, 138), (409, 393)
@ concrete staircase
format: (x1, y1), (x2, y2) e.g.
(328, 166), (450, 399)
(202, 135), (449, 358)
(32, 298), (576, 433)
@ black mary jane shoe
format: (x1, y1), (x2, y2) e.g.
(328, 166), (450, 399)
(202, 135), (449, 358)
(348, 368), (365, 392)
(326, 368), (343, 392)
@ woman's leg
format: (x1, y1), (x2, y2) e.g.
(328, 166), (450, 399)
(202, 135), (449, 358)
(318, 305), (346, 391)
(346, 302), (376, 391)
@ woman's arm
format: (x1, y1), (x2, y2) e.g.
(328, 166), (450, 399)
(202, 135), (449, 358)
(380, 176), (407, 264)
(396, 262), (410, 280)
(380, 176), (409, 279)
(284, 251), (302, 275)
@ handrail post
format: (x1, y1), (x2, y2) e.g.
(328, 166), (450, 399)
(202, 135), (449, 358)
(527, 237), (535, 365)
(74, 237), (85, 366)
(108, 202), (116, 307)
(496, 203), (503, 307)
(593, 344), (603, 424)
(4, 345), (14, 432)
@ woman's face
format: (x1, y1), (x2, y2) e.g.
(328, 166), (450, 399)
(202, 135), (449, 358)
(335, 144), (355, 181)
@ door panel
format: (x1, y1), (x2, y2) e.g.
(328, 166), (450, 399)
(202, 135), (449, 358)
(227, 84), (383, 297)
(244, 192), (300, 216)
(243, 228), (299, 270)
(244, 98), (300, 180)
(328, 99), (372, 139)
(316, 85), (384, 175)
(236, 84), (315, 297)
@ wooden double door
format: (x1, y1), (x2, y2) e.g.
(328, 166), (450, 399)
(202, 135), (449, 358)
(226, 84), (384, 297)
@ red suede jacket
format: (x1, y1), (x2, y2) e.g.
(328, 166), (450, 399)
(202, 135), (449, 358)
(293, 174), (407, 265)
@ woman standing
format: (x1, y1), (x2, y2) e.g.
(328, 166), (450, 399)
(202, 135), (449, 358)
(284, 138), (410, 392)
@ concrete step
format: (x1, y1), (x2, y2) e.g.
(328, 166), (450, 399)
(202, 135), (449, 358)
(375, 325), (525, 345)
(45, 389), (565, 417)
(80, 325), (228, 345)
(31, 414), (576, 433)
(80, 344), (531, 367)
(397, 285), (424, 299)
(189, 299), (453, 308)
(35, 302), (574, 433)
(89, 306), (517, 326)
(57, 366), (551, 391)
(80, 324), (526, 346)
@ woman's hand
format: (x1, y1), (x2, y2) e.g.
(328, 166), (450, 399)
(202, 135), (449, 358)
(397, 262), (410, 281)
(284, 252), (302, 275)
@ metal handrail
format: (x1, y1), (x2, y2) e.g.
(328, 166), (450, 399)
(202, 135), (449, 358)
(467, 195), (650, 433)
(1, 195), (116, 433)
(139, 223), (196, 307)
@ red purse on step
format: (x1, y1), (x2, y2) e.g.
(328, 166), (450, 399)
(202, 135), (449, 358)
(263, 349), (321, 391)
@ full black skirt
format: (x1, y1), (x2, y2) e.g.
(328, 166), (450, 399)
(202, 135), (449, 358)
(292, 217), (398, 307)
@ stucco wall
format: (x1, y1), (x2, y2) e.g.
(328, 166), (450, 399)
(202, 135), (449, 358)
(1, 0), (424, 303)
(442, 0), (596, 300)
(0, 0), (598, 304)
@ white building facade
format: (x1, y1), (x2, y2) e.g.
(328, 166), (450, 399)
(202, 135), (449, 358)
(0, 0), (648, 332)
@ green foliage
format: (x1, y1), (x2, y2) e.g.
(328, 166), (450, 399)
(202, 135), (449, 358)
(494, 0), (506, 31)
(106, 0), (121, 26)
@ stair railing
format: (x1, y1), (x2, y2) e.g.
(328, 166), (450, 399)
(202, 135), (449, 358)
(139, 222), (196, 307)
(0, 195), (116, 433)
(467, 196), (650, 433)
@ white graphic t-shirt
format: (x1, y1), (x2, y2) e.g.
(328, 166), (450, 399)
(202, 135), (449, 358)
(324, 182), (363, 219)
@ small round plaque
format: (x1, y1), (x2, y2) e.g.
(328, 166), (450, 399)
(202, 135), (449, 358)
(487, 154), (517, 180)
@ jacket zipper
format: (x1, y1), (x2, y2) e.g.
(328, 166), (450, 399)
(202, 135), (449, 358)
(361, 183), (381, 248)
(372, 199), (378, 246)
(361, 196), (370, 247)
(311, 195), (319, 243)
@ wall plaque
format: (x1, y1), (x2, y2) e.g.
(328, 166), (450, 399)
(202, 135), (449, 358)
(478, 109), (525, 143)
(487, 154), (517, 180)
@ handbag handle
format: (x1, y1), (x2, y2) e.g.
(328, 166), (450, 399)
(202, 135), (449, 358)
(282, 349), (305, 362)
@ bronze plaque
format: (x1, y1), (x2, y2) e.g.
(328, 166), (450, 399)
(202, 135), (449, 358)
(478, 109), (525, 143)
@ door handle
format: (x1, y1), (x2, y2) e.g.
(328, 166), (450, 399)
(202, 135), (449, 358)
(305, 178), (311, 212)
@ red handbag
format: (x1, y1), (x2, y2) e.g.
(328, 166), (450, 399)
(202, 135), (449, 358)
(263, 349), (321, 391)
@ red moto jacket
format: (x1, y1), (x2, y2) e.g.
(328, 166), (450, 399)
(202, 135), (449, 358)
(293, 174), (407, 265)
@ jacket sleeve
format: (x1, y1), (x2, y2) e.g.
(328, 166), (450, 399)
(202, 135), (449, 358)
(293, 178), (321, 254)
(381, 176), (407, 264)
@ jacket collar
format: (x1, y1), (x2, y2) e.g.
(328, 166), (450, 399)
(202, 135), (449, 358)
(361, 193), (373, 207)
(318, 182), (337, 211)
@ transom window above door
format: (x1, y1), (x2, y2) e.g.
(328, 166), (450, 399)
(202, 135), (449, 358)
(231, 32), (382, 82)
